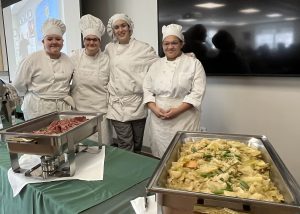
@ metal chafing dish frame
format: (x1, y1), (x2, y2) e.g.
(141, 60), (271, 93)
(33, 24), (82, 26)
(146, 131), (300, 214)
(0, 79), (21, 128)
(0, 111), (104, 178)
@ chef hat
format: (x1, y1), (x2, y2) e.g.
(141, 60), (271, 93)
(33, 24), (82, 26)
(162, 24), (184, 42)
(80, 14), (105, 39)
(42, 18), (66, 37)
(107, 13), (134, 42)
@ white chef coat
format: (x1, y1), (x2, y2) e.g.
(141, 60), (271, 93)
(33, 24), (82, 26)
(104, 38), (158, 122)
(70, 49), (109, 112)
(70, 49), (112, 145)
(143, 53), (206, 158)
(13, 50), (74, 120)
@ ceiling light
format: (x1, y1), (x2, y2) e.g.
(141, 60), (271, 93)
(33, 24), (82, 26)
(210, 21), (227, 26)
(239, 8), (260, 14)
(284, 17), (297, 21)
(177, 18), (197, 22)
(266, 13), (282, 18)
(195, 2), (225, 9)
(235, 22), (247, 26)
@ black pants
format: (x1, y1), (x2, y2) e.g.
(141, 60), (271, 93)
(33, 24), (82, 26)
(111, 118), (146, 152)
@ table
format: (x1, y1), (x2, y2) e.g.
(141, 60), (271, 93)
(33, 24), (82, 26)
(0, 142), (159, 214)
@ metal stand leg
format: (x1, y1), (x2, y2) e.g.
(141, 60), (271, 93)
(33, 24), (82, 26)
(66, 134), (76, 176)
(9, 152), (21, 172)
(97, 115), (103, 148)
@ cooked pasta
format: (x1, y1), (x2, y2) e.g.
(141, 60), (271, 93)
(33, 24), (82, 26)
(166, 138), (284, 202)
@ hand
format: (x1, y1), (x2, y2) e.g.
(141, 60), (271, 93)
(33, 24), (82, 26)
(147, 102), (167, 119)
(152, 106), (167, 119)
(162, 103), (193, 120)
(162, 108), (180, 119)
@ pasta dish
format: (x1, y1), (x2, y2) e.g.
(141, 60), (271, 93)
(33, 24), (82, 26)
(166, 138), (284, 202)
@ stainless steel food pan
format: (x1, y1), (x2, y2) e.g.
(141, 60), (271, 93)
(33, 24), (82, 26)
(147, 131), (300, 214)
(0, 111), (104, 156)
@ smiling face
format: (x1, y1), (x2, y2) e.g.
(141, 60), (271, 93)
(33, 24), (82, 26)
(162, 35), (184, 61)
(43, 35), (64, 59)
(112, 19), (131, 44)
(84, 35), (101, 56)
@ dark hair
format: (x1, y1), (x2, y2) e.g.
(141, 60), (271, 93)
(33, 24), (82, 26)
(184, 24), (207, 41)
(212, 30), (236, 51)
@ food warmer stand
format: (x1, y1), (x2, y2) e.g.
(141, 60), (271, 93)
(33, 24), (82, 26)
(0, 111), (104, 179)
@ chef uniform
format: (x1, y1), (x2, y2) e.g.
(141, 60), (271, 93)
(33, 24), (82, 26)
(70, 14), (112, 145)
(143, 24), (206, 158)
(13, 19), (74, 120)
(105, 14), (158, 151)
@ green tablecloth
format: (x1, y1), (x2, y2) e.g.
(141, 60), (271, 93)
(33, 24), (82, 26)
(0, 143), (159, 214)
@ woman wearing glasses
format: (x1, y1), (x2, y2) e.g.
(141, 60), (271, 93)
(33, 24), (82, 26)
(143, 24), (206, 158)
(70, 14), (112, 145)
(105, 13), (158, 152)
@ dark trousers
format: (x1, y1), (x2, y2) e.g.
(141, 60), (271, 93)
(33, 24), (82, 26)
(111, 118), (146, 152)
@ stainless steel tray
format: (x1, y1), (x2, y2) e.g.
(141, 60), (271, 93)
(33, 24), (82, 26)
(147, 131), (300, 213)
(0, 111), (104, 156)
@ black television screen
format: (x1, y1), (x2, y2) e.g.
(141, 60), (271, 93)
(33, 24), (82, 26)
(158, 0), (300, 76)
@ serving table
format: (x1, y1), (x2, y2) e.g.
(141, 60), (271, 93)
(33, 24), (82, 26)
(0, 142), (159, 214)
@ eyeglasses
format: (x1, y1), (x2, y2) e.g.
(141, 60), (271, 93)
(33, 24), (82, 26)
(84, 38), (99, 42)
(162, 41), (181, 47)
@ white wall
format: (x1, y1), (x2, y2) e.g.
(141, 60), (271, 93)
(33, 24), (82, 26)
(84, 0), (300, 184)
(201, 76), (300, 184)
(61, 0), (81, 54)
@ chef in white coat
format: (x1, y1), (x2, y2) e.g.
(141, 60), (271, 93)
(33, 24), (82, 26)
(105, 13), (158, 152)
(143, 24), (206, 158)
(70, 14), (112, 145)
(13, 19), (74, 120)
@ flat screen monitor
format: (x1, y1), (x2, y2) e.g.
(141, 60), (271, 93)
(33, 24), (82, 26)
(158, 0), (300, 76)
(1, 0), (82, 81)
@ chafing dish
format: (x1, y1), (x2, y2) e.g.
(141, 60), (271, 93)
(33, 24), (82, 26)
(0, 111), (104, 179)
(147, 131), (300, 214)
(0, 79), (21, 128)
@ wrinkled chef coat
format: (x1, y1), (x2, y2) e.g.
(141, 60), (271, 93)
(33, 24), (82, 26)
(104, 38), (158, 122)
(143, 53), (206, 158)
(70, 49), (109, 113)
(13, 50), (74, 120)
(70, 49), (112, 145)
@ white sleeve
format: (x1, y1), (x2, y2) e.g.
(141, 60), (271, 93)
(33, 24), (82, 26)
(143, 66), (156, 104)
(69, 51), (78, 93)
(69, 49), (79, 66)
(103, 43), (112, 56)
(145, 45), (159, 65)
(134, 40), (159, 67)
(183, 60), (206, 110)
(12, 57), (33, 97)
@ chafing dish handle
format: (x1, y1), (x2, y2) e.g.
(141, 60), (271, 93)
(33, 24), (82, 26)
(25, 163), (41, 177)
(197, 198), (251, 212)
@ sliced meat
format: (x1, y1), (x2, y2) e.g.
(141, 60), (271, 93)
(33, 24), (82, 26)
(32, 116), (88, 134)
